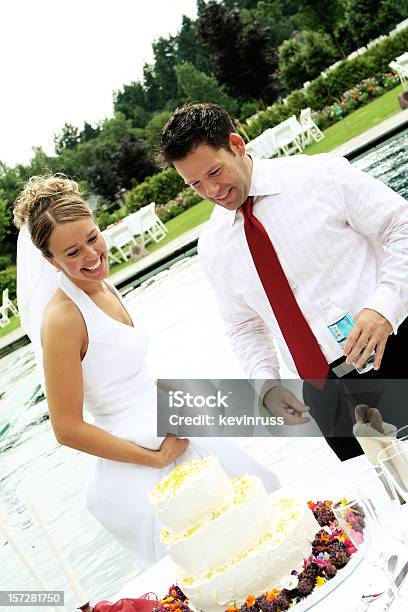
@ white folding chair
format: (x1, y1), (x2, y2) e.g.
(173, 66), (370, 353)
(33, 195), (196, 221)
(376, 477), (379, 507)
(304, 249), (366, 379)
(272, 116), (303, 156)
(138, 203), (167, 244)
(367, 35), (387, 49)
(395, 18), (408, 32)
(0, 308), (10, 328)
(246, 130), (278, 159)
(148, 203), (168, 234)
(2, 288), (19, 318)
(110, 225), (137, 261)
(396, 52), (408, 63)
(389, 60), (408, 89)
(101, 229), (122, 264)
(299, 108), (324, 147)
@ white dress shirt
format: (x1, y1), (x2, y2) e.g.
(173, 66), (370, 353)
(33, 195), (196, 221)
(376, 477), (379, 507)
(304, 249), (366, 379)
(198, 154), (408, 380)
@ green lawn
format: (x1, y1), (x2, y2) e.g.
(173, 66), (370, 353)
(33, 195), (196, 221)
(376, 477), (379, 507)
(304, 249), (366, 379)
(0, 315), (21, 338)
(305, 84), (404, 155)
(108, 199), (214, 275)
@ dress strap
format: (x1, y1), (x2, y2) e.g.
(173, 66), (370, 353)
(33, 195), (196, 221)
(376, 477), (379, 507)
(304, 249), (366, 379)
(59, 274), (102, 339)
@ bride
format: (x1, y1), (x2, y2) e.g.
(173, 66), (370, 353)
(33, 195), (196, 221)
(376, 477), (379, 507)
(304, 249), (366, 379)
(14, 175), (280, 568)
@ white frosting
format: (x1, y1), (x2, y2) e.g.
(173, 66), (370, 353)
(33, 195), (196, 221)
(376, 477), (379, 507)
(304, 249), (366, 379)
(149, 458), (320, 612)
(163, 476), (271, 578)
(179, 498), (319, 612)
(149, 456), (233, 533)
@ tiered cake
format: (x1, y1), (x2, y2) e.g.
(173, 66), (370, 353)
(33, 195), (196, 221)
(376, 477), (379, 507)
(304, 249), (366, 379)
(149, 457), (319, 611)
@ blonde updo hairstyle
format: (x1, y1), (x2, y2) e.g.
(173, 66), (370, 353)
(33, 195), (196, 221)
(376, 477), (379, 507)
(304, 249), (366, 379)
(13, 175), (93, 258)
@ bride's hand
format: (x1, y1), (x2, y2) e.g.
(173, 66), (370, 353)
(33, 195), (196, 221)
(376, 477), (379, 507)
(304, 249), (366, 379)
(156, 435), (189, 468)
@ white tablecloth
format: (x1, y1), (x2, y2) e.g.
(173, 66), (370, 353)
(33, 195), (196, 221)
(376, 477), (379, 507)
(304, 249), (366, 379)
(102, 213), (142, 250)
(114, 455), (408, 611)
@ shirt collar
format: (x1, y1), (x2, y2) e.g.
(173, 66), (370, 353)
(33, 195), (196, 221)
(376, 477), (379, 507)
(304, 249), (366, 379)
(222, 157), (282, 227)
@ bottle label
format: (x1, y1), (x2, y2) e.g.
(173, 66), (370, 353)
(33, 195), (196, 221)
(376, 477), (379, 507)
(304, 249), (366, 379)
(327, 314), (354, 343)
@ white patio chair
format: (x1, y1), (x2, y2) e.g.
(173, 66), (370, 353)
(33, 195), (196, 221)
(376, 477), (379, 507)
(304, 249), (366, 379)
(367, 35), (387, 49)
(389, 60), (408, 89)
(101, 229), (122, 264)
(148, 203), (168, 234)
(110, 225), (138, 261)
(245, 130), (278, 159)
(138, 203), (167, 244)
(299, 108), (324, 147)
(395, 18), (408, 32)
(272, 116), (303, 156)
(396, 52), (408, 63)
(2, 288), (19, 318)
(0, 307), (10, 328)
(327, 60), (342, 72)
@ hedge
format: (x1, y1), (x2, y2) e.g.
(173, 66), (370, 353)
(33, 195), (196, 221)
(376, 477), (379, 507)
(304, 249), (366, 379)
(126, 167), (185, 212)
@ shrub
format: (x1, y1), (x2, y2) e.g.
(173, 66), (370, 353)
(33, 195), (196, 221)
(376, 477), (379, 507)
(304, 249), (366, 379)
(278, 31), (338, 91)
(239, 101), (261, 122)
(95, 207), (127, 231)
(0, 254), (14, 269)
(126, 167), (185, 211)
(179, 188), (202, 210)
(0, 266), (17, 301)
(166, 201), (184, 217)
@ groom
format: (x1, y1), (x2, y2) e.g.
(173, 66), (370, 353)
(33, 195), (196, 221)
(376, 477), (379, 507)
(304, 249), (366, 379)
(157, 102), (408, 461)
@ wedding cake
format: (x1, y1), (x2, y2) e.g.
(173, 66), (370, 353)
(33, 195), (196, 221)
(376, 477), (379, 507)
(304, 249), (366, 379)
(149, 456), (319, 611)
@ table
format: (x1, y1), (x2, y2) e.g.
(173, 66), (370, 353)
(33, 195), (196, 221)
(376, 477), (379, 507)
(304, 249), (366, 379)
(113, 455), (408, 610)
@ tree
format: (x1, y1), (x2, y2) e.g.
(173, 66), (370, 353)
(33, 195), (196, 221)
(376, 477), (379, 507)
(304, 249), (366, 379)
(197, 1), (279, 102)
(254, 0), (298, 47)
(113, 81), (151, 128)
(54, 123), (80, 155)
(112, 134), (156, 188)
(80, 121), (101, 143)
(84, 119), (156, 202)
(151, 37), (179, 106)
(175, 63), (239, 116)
(0, 192), (11, 244)
(278, 30), (338, 90)
(294, 0), (344, 37)
(175, 15), (214, 75)
(343, 0), (408, 46)
(143, 63), (166, 114)
(144, 111), (172, 154)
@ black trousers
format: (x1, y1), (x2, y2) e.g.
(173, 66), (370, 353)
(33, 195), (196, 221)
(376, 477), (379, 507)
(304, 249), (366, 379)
(303, 317), (408, 461)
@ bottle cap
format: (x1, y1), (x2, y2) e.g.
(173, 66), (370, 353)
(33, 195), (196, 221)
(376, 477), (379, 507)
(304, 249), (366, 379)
(320, 297), (333, 309)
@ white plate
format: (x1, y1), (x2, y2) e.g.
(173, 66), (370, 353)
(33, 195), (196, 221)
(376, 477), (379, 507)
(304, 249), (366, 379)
(293, 525), (370, 611)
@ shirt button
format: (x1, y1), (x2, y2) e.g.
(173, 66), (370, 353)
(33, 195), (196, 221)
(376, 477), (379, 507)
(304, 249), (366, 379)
(290, 281), (297, 290)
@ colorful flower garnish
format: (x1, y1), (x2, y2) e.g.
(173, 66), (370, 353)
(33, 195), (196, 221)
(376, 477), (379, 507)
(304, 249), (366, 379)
(245, 594), (256, 607)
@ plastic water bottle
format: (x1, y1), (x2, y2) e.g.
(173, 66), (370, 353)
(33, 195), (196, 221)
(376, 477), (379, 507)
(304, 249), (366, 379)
(320, 297), (375, 374)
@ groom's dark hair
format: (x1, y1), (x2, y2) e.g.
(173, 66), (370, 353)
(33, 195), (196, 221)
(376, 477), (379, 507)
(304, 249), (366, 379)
(157, 103), (236, 168)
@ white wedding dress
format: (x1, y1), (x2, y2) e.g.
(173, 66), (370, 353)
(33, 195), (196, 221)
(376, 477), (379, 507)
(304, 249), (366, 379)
(53, 273), (280, 568)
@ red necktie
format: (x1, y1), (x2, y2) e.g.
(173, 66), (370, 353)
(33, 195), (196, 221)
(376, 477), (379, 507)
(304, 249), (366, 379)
(241, 196), (329, 384)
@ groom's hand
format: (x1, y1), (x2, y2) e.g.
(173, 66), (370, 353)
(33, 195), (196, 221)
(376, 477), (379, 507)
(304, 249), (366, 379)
(263, 386), (310, 425)
(343, 308), (392, 371)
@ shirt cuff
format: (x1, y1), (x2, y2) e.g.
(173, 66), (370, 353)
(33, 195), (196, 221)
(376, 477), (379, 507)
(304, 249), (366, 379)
(363, 285), (407, 334)
(250, 377), (282, 404)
